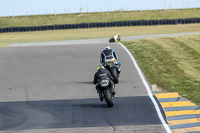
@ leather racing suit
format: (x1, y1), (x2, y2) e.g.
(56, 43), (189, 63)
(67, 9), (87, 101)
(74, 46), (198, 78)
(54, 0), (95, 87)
(93, 68), (115, 94)
(100, 49), (121, 72)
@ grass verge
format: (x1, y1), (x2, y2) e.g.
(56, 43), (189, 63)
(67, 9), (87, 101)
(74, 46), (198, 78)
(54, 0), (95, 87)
(122, 35), (200, 106)
(0, 23), (200, 47)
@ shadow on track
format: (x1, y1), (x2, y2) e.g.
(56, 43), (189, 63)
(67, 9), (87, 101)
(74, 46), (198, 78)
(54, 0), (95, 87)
(76, 81), (93, 84)
(0, 96), (164, 131)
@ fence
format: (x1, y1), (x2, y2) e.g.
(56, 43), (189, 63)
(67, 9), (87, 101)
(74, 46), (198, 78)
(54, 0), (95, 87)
(0, 18), (200, 33)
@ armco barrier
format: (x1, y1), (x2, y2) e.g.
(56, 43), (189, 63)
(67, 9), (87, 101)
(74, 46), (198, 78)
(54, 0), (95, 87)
(0, 17), (200, 33)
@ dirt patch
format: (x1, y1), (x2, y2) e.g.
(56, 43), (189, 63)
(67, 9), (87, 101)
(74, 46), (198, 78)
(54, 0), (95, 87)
(151, 84), (165, 92)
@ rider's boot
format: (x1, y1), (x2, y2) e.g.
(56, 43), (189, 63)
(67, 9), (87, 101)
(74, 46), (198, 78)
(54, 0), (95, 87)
(116, 61), (121, 74)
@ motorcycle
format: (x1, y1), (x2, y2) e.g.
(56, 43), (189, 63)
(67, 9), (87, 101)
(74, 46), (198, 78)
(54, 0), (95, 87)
(105, 59), (120, 84)
(97, 79), (114, 107)
(109, 33), (120, 43)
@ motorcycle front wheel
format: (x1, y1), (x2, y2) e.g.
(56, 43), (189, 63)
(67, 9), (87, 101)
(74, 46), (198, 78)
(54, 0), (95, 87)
(103, 89), (113, 107)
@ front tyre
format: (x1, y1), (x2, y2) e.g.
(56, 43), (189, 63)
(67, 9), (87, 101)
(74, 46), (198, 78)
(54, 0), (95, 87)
(103, 89), (113, 107)
(110, 67), (119, 84)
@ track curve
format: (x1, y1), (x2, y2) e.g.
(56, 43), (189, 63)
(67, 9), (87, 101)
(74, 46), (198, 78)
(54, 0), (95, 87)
(0, 43), (168, 132)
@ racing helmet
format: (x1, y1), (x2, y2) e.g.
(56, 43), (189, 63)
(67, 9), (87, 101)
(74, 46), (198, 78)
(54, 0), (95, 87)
(97, 66), (105, 70)
(104, 45), (110, 50)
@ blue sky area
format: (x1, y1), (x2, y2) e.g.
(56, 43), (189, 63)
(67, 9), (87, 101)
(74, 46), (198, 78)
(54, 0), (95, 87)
(1, 0), (200, 17)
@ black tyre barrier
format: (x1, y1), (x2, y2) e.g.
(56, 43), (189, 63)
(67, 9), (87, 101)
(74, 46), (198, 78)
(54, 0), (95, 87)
(2, 28), (6, 32)
(91, 23), (95, 28)
(182, 19), (186, 24)
(106, 22), (110, 27)
(42, 26), (46, 30)
(93, 23), (98, 28)
(198, 18), (200, 23)
(88, 23), (93, 28)
(58, 25), (63, 29)
(96, 23), (100, 28)
(3, 28), (7, 32)
(147, 20), (151, 25)
(140, 20), (146, 25)
(127, 21), (132, 26)
(112, 22), (116, 27)
(174, 19), (178, 24)
(116, 21), (120, 26)
(1, 17), (200, 33)
(82, 23), (86, 28)
(64, 24), (69, 29)
(154, 20), (159, 25)
(149, 20), (154, 25)
(101, 22), (105, 27)
(99, 23), (103, 27)
(54, 25), (58, 29)
(130, 21), (135, 26)
(118, 21), (123, 26)
(124, 21), (128, 26)
(78, 24), (82, 28)
(178, 19), (182, 24)
(69, 24), (74, 29)
(61, 25), (66, 29)
(84, 23), (89, 28)
(110, 22), (114, 27)
(159, 19), (164, 25)
(63, 25), (69, 29)
(29, 27), (33, 31)
(117, 21), (121, 26)
(191, 18), (197, 23)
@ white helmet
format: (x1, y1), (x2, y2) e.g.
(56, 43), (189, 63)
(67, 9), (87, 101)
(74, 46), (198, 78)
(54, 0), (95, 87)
(104, 45), (110, 50)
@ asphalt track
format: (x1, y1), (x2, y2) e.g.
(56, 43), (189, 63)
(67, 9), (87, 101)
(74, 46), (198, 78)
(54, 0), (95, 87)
(0, 41), (171, 133)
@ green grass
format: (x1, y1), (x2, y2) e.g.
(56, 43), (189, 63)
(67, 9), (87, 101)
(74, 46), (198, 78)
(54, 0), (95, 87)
(0, 8), (200, 28)
(0, 23), (200, 47)
(122, 35), (200, 106)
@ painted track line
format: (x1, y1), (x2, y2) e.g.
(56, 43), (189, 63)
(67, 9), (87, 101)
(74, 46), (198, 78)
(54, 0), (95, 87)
(118, 42), (172, 133)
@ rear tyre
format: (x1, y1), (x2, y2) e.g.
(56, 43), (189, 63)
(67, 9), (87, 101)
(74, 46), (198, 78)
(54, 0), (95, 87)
(104, 89), (113, 107)
(110, 67), (119, 84)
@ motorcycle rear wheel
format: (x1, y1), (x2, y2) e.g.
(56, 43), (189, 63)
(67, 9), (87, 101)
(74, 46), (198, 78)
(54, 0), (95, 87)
(110, 67), (119, 84)
(103, 89), (113, 107)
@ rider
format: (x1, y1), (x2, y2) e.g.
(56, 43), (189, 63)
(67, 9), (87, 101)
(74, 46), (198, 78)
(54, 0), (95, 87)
(114, 33), (120, 42)
(93, 66), (116, 100)
(100, 45), (121, 73)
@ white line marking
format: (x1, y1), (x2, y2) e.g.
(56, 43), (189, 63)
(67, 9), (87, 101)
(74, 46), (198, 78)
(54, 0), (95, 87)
(118, 42), (172, 133)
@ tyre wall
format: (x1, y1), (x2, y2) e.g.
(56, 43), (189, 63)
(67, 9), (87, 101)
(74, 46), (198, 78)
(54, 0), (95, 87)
(0, 18), (200, 33)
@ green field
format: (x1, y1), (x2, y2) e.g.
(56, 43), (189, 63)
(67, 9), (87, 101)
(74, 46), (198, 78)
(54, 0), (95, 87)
(0, 8), (200, 28)
(0, 23), (200, 47)
(123, 35), (200, 106)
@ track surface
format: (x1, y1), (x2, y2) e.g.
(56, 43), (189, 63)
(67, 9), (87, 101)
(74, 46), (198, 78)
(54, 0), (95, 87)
(0, 43), (168, 132)
(9, 32), (200, 47)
